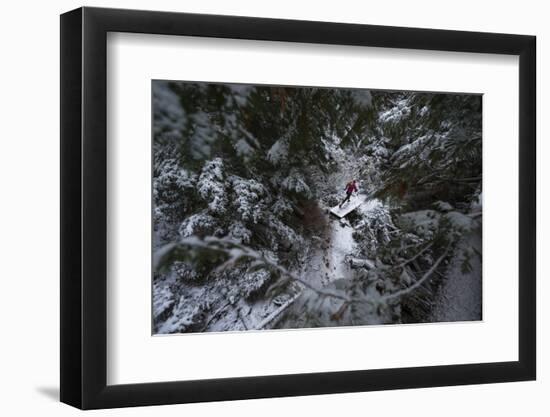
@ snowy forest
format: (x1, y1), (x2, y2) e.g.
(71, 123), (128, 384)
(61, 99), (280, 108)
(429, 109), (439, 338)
(152, 80), (482, 334)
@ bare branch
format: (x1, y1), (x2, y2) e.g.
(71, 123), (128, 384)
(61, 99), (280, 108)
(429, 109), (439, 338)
(380, 245), (451, 302)
(391, 242), (434, 270)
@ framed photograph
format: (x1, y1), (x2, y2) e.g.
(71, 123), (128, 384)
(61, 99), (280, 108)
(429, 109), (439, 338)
(60, 6), (536, 409)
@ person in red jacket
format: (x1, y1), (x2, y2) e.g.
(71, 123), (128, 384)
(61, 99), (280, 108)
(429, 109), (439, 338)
(339, 180), (358, 208)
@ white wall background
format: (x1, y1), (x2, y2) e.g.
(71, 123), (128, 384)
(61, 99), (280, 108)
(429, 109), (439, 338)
(0, 0), (545, 415)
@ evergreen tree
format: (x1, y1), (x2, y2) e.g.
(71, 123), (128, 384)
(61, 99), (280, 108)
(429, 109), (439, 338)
(152, 81), (482, 333)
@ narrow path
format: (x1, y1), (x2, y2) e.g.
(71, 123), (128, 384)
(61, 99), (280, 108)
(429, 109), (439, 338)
(302, 217), (356, 288)
(302, 152), (371, 287)
(327, 220), (355, 282)
(261, 152), (374, 328)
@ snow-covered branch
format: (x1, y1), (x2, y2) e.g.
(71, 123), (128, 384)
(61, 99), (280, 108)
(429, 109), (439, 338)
(159, 236), (352, 303)
(391, 242), (434, 270)
(381, 245), (451, 302)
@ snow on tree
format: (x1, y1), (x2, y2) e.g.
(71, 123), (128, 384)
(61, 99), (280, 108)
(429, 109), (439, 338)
(280, 169), (312, 197)
(197, 158), (228, 214)
(152, 80), (482, 333)
(267, 138), (289, 165)
(179, 212), (219, 238)
(153, 80), (186, 141)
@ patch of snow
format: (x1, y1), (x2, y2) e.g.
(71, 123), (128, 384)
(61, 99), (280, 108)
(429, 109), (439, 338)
(434, 201), (454, 212)
(197, 158), (228, 214)
(445, 211), (475, 232)
(281, 170), (311, 197)
(228, 84), (253, 107)
(430, 231), (482, 322)
(241, 269), (272, 299)
(349, 257), (375, 269)
(227, 221), (252, 244)
(234, 138), (254, 157)
(398, 210), (441, 237)
(152, 81), (186, 138)
(378, 99), (411, 124)
(229, 175), (266, 222)
(352, 90), (373, 107)
(267, 139), (289, 165)
(179, 212), (218, 238)
(329, 194), (369, 218)
(329, 220), (355, 281)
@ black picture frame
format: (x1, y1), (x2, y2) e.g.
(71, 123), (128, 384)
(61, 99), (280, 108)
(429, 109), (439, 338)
(60, 6), (536, 410)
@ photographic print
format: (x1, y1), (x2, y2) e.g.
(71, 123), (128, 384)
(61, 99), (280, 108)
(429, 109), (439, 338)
(152, 80), (482, 334)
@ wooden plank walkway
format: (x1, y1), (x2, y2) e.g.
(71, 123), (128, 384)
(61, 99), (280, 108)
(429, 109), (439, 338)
(329, 194), (368, 218)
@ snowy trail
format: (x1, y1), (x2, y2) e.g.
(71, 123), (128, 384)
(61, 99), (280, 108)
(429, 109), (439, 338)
(429, 230), (482, 322)
(260, 153), (378, 328)
(256, 216), (350, 329)
(303, 198), (382, 288)
(303, 153), (375, 286)
(301, 218), (356, 288)
(303, 161), (362, 286)
(327, 221), (355, 281)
